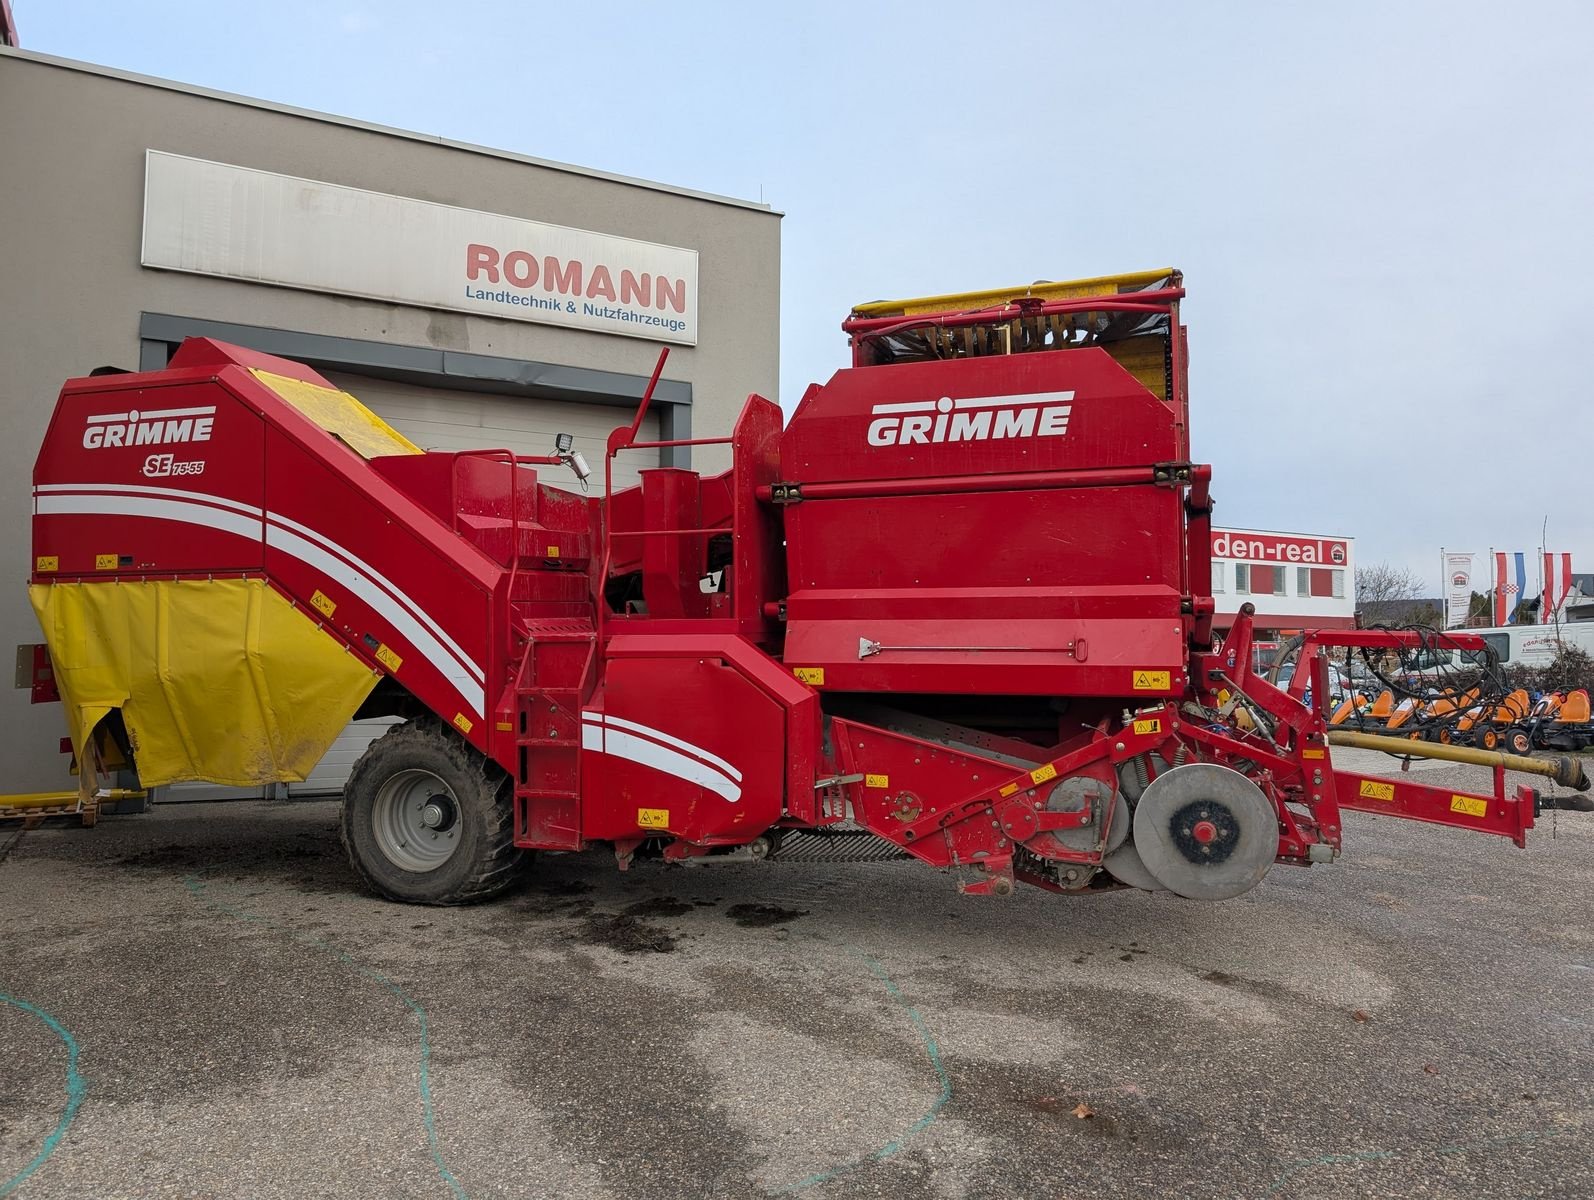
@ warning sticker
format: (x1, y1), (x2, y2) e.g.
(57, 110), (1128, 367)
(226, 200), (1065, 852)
(546, 545), (560, 558)
(1132, 717), (1162, 736)
(453, 713), (474, 735)
(375, 644), (403, 673)
(637, 808), (670, 829)
(94, 553), (118, 571)
(1030, 763), (1058, 785)
(1450, 794), (1489, 819)
(1358, 780), (1395, 802)
(310, 589), (337, 618)
(35, 556), (58, 573)
(793, 667), (825, 685)
(1132, 670), (1171, 690)
(865, 774), (889, 789)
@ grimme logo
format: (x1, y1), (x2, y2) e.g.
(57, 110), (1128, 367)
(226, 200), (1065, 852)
(867, 391), (1074, 446)
(82, 406), (216, 450)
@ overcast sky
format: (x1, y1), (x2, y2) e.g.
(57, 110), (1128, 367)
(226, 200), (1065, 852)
(16, 1), (1592, 593)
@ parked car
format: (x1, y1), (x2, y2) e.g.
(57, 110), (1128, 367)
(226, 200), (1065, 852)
(1274, 662), (1349, 707)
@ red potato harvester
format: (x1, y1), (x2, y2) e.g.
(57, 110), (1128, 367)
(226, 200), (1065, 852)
(27, 269), (1587, 903)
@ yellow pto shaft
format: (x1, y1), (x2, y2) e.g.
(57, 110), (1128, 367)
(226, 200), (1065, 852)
(0, 789), (147, 809)
(1327, 730), (1589, 791)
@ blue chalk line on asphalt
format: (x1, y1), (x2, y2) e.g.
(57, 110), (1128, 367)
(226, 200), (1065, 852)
(0, 993), (88, 1198)
(182, 876), (468, 1199)
(776, 946), (952, 1193)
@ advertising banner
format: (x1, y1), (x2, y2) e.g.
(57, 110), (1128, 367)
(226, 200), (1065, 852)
(1210, 529), (1348, 566)
(142, 151), (699, 345)
(1444, 551), (1473, 628)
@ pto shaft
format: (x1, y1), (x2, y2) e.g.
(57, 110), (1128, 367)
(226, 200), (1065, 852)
(1327, 730), (1589, 791)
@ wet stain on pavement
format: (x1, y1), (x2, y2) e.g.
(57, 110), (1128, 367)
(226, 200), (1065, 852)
(572, 911), (679, 954)
(725, 902), (809, 928)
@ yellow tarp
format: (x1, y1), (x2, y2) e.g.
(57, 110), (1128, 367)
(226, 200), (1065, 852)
(850, 268), (1178, 318)
(29, 579), (380, 789)
(250, 369), (422, 460)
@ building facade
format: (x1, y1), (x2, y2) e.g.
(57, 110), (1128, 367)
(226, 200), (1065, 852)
(0, 47), (781, 792)
(1208, 526), (1356, 633)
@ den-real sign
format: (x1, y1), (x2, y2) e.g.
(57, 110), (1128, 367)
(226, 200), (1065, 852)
(1211, 529), (1349, 566)
(141, 151), (699, 345)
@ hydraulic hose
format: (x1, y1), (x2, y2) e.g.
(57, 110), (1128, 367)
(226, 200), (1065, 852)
(1327, 730), (1589, 791)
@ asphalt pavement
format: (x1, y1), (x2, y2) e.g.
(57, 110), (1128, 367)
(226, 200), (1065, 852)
(1, 755), (1590, 1199)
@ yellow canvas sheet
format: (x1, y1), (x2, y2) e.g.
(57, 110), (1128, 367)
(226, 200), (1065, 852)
(851, 268), (1177, 318)
(250, 369), (422, 459)
(29, 579), (380, 789)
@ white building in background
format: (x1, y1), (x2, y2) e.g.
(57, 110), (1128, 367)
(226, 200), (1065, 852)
(1209, 527), (1356, 633)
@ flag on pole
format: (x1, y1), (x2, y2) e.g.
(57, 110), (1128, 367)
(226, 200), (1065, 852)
(1543, 551), (1574, 623)
(1494, 551), (1526, 624)
(1443, 551), (1473, 628)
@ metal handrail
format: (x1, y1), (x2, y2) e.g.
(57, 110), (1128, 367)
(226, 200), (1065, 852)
(597, 347), (746, 641)
(451, 447), (564, 630)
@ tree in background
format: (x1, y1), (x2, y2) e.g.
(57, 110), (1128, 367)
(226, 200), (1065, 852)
(1355, 562), (1436, 625)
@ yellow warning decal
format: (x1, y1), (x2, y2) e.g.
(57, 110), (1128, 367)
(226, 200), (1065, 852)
(793, 667), (825, 685)
(1132, 670), (1171, 690)
(310, 589), (337, 618)
(1359, 780), (1395, 802)
(1132, 717), (1162, 736)
(1030, 763), (1058, 785)
(865, 774), (889, 789)
(998, 781), (1021, 797)
(1302, 748), (1325, 759)
(1450, 794), (1489, 819)
(374, 644), (402, 673)
(546, 545), (560, 558)
(453, 713), (473, 735)
(94, 554), (118, 571)
(35, 556), (58, 573)
(637, 807), (670, 829)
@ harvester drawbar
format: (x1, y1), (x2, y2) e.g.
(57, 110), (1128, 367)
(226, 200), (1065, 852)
(28, 269), (1577, 904)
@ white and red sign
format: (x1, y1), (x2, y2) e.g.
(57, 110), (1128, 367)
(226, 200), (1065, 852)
(141, 151), (699, 344)
(1444, 550), (1473, 628)
(1211, 529), (1348, 566)
(866, 391), (1073, 446)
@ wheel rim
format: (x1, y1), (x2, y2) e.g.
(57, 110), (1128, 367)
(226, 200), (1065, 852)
(371, 769), (463, 873)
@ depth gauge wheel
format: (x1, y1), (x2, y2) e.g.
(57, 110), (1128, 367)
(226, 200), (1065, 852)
(1131, 763), (1277, 901)
(341, 717), (528, 905)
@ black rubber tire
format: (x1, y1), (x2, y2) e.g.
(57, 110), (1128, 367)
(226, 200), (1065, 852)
(340, 716), (528, 905)
(1506, 727), (1532, 756)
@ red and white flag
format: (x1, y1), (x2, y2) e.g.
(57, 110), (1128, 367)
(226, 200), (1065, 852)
(1542, 552), (1574, 622)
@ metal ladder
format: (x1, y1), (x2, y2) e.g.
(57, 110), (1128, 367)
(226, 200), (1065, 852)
(512, 619), (596, 850)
